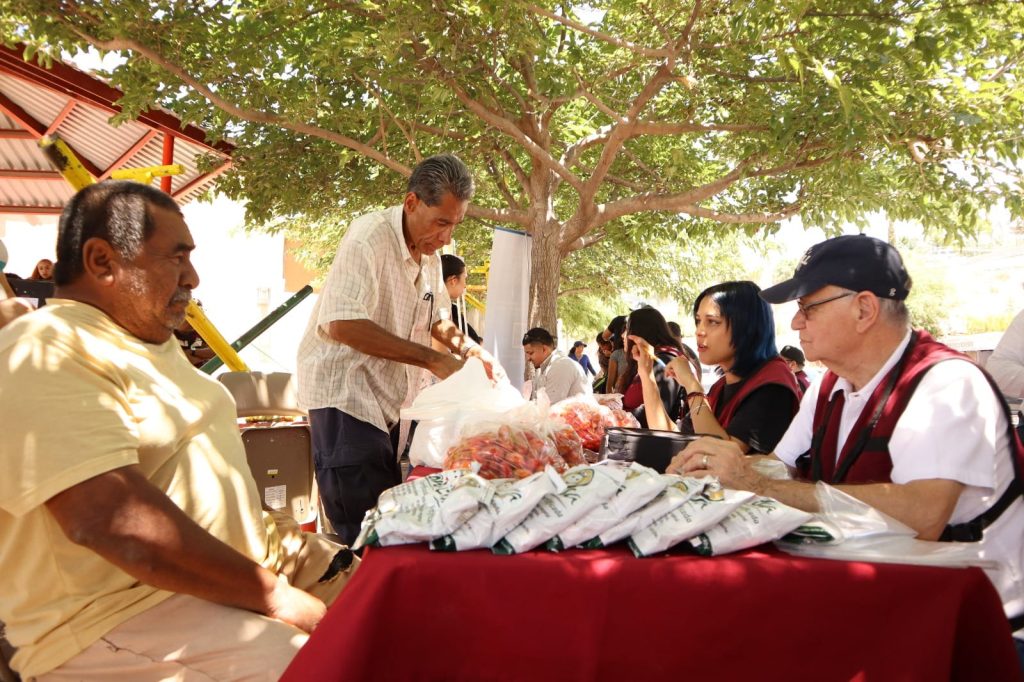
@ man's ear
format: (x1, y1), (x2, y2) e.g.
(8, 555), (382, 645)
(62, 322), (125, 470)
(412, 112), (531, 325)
(853, 292), (881, 332)
(403, 191), (420, 214)
(80, 238), (119, 285)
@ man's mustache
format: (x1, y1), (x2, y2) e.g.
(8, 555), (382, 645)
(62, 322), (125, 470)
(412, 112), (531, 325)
(170, 289), (192, 305)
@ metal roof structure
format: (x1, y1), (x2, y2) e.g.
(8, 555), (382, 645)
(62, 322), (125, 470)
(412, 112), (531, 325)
(0, 44), (234, 215)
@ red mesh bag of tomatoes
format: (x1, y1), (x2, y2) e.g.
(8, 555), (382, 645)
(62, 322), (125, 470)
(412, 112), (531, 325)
(550, 397), (641, 452)
(444, 423), (568, 480)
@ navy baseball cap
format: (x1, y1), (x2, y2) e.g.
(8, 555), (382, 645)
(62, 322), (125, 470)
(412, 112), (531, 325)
(761, 235), (912, 304)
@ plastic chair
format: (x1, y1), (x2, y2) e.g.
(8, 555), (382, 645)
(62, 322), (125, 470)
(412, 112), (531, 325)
(218, 372), (318, 529)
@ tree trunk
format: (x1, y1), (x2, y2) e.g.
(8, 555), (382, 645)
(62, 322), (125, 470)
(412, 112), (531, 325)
(527, 222), (563, 332)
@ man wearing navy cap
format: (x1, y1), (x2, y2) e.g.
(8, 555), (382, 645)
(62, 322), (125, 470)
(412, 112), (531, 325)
(672, 235), (1024, 663)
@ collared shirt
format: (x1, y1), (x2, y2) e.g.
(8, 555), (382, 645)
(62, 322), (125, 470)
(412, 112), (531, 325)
(296, 206), (450, 432)
(775, 330), (1023, 630)
(530, 350), (591, 404)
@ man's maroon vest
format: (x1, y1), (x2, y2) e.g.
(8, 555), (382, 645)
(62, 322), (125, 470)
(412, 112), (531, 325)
(707, 356), (801, 429)
(798, 329), (1024, 544)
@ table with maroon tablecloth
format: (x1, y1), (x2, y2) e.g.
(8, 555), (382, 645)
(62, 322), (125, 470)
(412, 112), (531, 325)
(283, 540), (1020, 681)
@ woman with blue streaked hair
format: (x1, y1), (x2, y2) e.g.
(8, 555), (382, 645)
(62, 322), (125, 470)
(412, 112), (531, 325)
(630, 280), (801, 454)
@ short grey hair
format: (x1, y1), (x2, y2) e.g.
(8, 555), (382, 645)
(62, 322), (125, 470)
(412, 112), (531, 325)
(879, 298), (911, 327)
(407, 154), (474, 206)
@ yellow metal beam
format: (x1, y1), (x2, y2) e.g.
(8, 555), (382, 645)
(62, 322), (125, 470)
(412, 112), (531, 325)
(186, 301), (249, 371)
(39, 135), (93, 191)
(464, 292), (485, 312)
(111, 164), (184, 185)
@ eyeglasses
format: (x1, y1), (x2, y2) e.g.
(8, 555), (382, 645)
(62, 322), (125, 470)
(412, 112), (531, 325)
(796, 292), (855, 318)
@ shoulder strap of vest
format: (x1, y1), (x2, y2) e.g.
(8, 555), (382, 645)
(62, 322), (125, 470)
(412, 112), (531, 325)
(799, 372), (841, 479)
(830, 333), (923, 483)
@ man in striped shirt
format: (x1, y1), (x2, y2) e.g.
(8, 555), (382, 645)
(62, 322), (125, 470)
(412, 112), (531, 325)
(297, 154), (502, 544)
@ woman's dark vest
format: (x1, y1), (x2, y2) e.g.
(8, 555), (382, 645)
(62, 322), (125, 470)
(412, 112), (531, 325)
(797, 330), (1024, 546)
(707, 356), (801, 429)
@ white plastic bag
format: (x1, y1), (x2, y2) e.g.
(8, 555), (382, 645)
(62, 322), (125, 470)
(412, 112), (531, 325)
(775, 483), (998, 570)
(403, 358), (526, 468)
(547, 462), (666, 551)
(628, 488), (756, 557)
(494, 464), (628, 554)
(353, 469), (494, 549)
(689, 497), (813, 556)
(431, 467), (565, 551)
(783, 482), (916, 545)
(585, 474), (711, 548)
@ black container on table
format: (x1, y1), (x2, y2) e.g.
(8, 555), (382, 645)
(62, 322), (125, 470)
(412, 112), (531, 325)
(600, 427), (700, 473)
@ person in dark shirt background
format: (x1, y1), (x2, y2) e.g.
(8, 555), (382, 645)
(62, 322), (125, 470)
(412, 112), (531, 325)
(780, 344), (811, 392)
(570, 340), (597, 377)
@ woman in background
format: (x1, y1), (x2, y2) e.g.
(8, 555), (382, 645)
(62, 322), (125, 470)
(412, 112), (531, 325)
(620, 306), (691, 427)
(29, 258), (53, 281)
(603, 315), (628, 394)
(441, 254), (482, 344)
(631, 281), (799, 454)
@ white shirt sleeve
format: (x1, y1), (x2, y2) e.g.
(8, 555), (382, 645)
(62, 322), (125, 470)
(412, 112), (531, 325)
(773, 377), (822, 466)
(889, 359), (1000, 491)
(986, 308), (1024, 400)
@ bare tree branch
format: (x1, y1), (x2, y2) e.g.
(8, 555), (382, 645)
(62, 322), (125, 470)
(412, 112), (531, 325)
(699, 67), (799, 84)
(486, 158), (523, 209)
(573, 75), (624, 120)
(987, 48), (1024, 82)
(526, 3), (673, 58)
(605, 174), (647, 191)
(495, 145), (531, 197)
(64, 26), (412, 177)
(414, 48), (584, 192)
(696, 28), (801, 50)
(682, 202), (803, 223)
(363, 78), (422, 162)
(408, 122), (469, 140)
(466, 204), (532, 226)
(679, 0), (703, 50)
(589, 156), (759, 232)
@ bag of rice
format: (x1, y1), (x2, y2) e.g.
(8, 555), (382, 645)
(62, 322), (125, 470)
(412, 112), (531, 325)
(628, 488), (755, 557)
(546, 462), (666, 551)
(354, 469), (494, 549)
(582, 474), (711, 548)
(689, 497), (813, 556)
(494, 464), (627, 554)
(431, 467), (565, 551)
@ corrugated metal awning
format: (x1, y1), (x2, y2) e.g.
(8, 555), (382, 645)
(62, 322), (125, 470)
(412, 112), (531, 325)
(0, 44), (234, 215)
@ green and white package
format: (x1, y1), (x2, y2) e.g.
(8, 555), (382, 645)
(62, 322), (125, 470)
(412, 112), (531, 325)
(689, 497), (813, 556)
(583, 474), (710, 548)
(354, 469), (494, 549)
(431, 467), (564, 551)
(494, 464), (627, 554)
(547, 462), (665, 551)
(628, 488), (755, 557)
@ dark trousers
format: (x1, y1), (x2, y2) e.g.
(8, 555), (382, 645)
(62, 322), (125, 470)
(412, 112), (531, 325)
(309, 408), (401, 546)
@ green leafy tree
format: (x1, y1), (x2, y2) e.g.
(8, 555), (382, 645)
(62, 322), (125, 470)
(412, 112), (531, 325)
(4, 0), (1023, 330)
